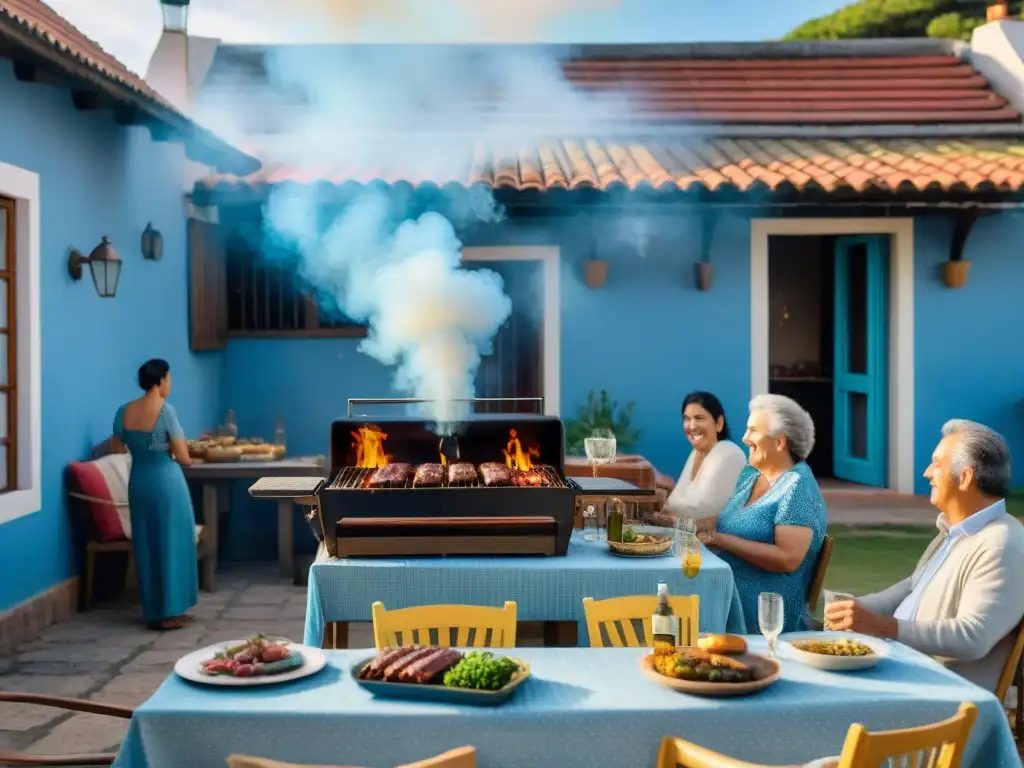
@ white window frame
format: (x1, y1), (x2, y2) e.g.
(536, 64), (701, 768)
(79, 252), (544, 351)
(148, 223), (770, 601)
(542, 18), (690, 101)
(0, 160), (41, 524)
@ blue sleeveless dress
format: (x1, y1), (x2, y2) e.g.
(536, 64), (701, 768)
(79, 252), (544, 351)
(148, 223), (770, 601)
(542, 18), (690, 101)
(113, 402), (198, 623)
(715, 462), (826, 634)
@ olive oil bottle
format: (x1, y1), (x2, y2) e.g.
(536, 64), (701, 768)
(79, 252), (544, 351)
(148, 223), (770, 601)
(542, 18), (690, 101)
(606, 497), (624, 543)
(650, 582), (680, 650)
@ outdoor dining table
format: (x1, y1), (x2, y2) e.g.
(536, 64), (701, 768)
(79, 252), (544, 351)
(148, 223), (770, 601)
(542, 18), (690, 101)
(303, 531), (746, 648)
(112, 639), (1020, 768)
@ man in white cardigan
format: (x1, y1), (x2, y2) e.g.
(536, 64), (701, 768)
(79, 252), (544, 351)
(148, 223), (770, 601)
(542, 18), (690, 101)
(825, 419), (1024, 693)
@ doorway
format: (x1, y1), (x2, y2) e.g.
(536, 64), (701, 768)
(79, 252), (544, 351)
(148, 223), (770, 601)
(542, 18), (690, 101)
(767, 235), (890, 487)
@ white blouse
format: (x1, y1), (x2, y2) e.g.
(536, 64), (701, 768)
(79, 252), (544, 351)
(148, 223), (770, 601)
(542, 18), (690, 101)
(664, 439), (747, 520)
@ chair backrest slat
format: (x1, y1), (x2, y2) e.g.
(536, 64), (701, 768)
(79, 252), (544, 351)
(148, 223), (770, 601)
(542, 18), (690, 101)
(807, 534), (835, 613)
(583, 595), (700, 648)
(372, 602), (517, 650)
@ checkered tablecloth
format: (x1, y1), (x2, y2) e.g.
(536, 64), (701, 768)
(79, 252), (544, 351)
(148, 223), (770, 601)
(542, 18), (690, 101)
(303, 532), (745, 646)
(114, 641), (1020, 768)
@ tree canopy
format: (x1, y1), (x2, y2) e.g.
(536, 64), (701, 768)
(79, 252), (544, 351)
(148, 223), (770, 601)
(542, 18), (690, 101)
(784, 0), (1023, 42)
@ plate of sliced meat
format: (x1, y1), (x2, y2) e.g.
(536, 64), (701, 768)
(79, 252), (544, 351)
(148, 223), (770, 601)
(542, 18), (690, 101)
(353, 646), (530, 706)
(175, 634), (326, 686)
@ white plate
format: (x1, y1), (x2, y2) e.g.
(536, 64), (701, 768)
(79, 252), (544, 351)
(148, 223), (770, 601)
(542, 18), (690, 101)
(174, 640), (327, 687)
(780, 631), (890, 672)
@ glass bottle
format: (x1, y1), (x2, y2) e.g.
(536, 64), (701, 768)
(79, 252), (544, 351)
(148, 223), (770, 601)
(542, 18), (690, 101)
(274, 415), (287, 449)
(651, 582), (681, 651)
(224, 409), (238, 440)
(606, 497), (624, 543)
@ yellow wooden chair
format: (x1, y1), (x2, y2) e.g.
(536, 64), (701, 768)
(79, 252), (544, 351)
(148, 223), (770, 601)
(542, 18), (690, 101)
(656, 702), (978, 768)
(226, 746), (476, 768)
(995, 620), (1024, 743)
(371, 601), (517, 649)
(582, 595), (699, 648)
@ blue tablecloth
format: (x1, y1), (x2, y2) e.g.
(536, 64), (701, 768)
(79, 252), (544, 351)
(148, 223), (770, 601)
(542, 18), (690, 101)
(303, 533), (745, 646)
(114, 640), (1020, 768)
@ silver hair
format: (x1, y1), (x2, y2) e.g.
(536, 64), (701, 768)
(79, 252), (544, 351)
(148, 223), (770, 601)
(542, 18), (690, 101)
(749, 394), (816, 461)
(941, 419), (1011, 497)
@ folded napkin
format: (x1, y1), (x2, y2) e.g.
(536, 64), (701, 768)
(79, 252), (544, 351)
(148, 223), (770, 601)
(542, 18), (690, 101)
(803, 759), (840, 768)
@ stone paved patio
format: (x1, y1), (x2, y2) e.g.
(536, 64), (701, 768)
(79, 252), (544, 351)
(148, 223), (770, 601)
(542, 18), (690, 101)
(0, 566), (375, 762)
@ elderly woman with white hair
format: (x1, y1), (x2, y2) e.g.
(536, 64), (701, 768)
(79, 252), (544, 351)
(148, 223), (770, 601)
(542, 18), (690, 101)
(697, 394), (827, 634)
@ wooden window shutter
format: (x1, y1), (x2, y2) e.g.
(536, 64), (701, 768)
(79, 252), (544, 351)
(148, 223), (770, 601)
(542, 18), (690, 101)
(189, 218), (228, 351)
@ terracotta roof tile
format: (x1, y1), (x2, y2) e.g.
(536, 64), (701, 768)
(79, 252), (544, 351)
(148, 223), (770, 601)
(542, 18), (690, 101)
(0, 0), (178, 113)
(559, 54), (1017, 125)
(199, 137), (1024, 195)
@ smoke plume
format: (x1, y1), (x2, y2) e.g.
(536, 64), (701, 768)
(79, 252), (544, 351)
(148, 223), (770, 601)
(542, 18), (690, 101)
(203, 37), (633, 428)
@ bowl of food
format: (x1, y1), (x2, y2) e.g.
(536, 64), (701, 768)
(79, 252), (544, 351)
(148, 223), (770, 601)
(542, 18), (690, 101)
(781, 632), (889, 671)
(609, 527), (672, 557)
(641, 641), (780, 697)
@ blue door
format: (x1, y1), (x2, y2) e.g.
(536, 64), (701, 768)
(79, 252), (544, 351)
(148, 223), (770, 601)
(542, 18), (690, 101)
(833, 236), (888, 487)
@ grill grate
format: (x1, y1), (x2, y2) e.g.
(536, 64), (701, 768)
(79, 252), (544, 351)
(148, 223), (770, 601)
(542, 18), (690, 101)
(330, 465), (568, 490)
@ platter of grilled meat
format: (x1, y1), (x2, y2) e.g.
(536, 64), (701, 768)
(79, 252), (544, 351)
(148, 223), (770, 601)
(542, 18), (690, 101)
(353, 646), (531, 706)
(364, 462), (556, 489)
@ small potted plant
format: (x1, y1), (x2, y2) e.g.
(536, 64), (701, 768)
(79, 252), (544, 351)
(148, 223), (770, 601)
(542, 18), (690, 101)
(565, 390), (641, 455)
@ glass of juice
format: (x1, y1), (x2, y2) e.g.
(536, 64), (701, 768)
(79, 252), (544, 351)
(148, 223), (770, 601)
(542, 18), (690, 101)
(682, 533), (702, 578)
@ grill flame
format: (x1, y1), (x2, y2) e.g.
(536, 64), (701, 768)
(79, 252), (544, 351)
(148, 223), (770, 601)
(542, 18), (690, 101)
(352, 425), (391, 468)
(503, 429), (540, 472)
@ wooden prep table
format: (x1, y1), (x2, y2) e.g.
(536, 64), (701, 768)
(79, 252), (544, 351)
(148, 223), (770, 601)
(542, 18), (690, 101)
(182, 456), (326, 588)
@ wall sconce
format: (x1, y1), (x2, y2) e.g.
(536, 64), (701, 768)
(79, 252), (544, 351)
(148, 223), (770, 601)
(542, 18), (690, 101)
(141, 223), (163, 261)
(68, 236), (122, 298)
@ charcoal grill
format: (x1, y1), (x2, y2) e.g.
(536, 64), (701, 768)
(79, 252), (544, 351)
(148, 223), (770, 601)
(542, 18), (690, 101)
(250, 397), (582, 557)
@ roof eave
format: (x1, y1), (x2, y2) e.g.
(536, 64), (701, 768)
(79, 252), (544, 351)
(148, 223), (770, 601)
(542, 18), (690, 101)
(0, 18), (259, 175)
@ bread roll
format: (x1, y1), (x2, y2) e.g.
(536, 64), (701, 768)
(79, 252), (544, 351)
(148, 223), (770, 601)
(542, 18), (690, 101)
(697, 634), (747, 655)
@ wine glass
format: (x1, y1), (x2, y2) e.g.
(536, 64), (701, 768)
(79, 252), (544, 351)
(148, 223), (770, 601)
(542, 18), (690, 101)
(758, 592), (784, 658)
(583, 429), (617, 478)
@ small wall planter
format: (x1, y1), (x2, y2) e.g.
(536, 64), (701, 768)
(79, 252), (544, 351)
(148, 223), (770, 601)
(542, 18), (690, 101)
(942, 260), (971, 289)
(583, 259), (608, 289)
(695, 261), (714, 291)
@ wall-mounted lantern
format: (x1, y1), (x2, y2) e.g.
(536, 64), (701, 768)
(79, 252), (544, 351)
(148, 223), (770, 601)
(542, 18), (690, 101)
(68, 236), (122, 298)
(141, 222), (163, 261)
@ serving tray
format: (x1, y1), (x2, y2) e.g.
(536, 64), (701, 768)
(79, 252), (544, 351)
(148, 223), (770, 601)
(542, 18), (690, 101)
(350, 657), (531, 707)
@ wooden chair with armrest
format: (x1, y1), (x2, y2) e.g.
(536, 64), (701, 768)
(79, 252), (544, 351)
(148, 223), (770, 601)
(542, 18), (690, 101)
(0, 692), (133, 766)
(801, 534), (834, 630)
(995, 619), (1024, 744)
(656, 701), (978, 768)
(225, 746), (477, 768)
(371, 601), (517, 650)
(583, 595), (699, 648)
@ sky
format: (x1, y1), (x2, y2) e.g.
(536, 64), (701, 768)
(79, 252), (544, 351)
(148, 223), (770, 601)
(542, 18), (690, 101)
(45, 0), (852, 76)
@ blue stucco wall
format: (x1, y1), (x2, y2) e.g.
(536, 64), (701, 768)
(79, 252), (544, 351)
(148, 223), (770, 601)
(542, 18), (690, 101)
(222, 206), (1024, 530)
(0, 61), (222, 612)
(913, 213), (1024, 496)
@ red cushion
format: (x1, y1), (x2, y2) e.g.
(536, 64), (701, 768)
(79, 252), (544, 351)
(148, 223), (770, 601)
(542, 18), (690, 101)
(67, 460), (127, 542)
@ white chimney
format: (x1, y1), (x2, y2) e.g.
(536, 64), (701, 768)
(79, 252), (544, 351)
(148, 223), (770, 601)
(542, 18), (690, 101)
(969, 13), (1024, 118)
(145, 0), (190, 112)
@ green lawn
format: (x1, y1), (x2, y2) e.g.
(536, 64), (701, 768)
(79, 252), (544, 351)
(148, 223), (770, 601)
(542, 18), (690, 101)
(824, 490), (1024, 598)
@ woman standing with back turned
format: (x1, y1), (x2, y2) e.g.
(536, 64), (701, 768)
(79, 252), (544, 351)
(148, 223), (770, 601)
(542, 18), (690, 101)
(111, 359), (198, 630)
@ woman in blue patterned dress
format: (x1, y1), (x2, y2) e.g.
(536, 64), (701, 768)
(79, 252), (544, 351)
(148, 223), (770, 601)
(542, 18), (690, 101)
(697, 394), (826, 633)
(111, 359), (198, 630)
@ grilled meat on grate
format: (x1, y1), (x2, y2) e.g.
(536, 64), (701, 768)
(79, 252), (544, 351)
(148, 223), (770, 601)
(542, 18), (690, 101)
(479, 462), (513, 487)
(368, 463), (413, 488)
(447, 462), (478, 485)
(413, 463), (444, 487)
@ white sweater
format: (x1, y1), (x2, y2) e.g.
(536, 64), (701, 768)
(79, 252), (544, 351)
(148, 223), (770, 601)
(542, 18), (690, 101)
(663, 440), (747, 520)
(859, 511), (1024, 693)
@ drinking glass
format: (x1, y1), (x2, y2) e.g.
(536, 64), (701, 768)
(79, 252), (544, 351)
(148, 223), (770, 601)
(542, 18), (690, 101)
(758, 592), (784, 658)
(822, 590), (854, 631)
(582, 505), (599, 542)
(681, 533), (702, 579)
(671, 515), (697, 557)
(583, 430), (617, 478)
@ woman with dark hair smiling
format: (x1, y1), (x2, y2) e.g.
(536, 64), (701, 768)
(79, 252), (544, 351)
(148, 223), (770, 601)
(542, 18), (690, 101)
(110, 359), (198, 630)
(661, 391), (747, 521)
